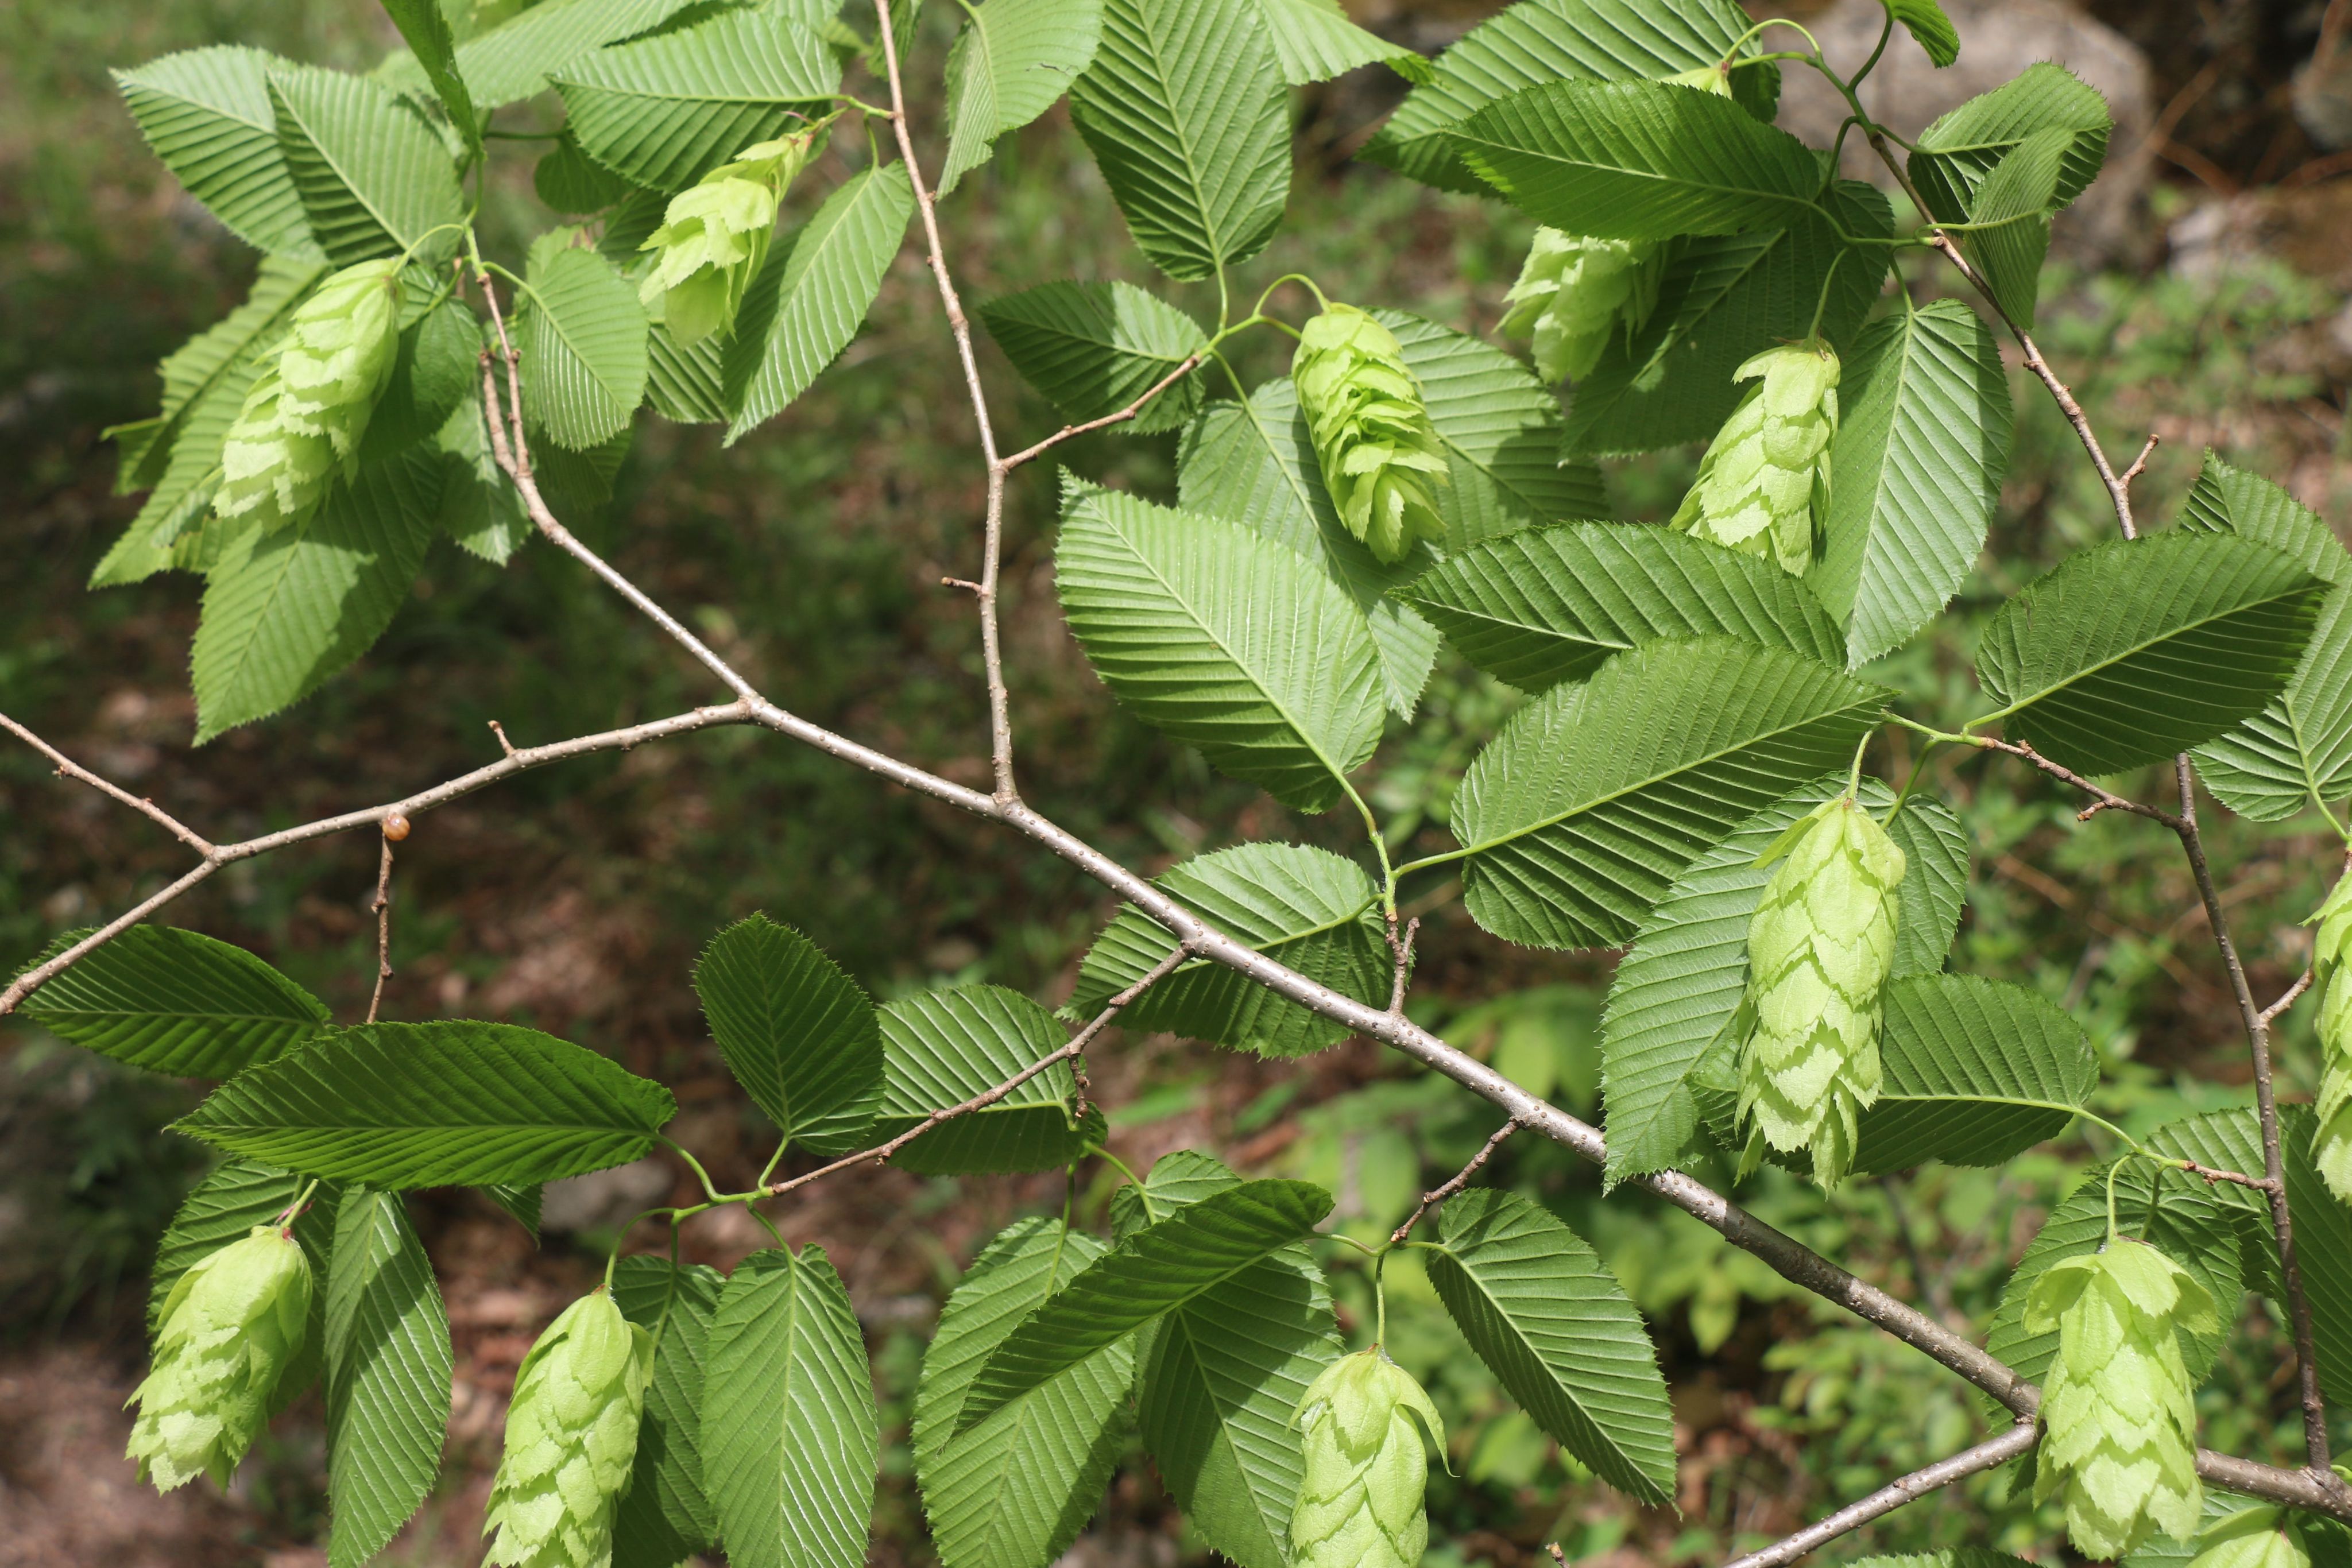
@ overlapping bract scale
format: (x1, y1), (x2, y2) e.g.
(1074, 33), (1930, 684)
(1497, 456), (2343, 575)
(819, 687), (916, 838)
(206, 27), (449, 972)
(1674, 338), (1842, 578)
(127, 1224), (314, 1491)
(1293, 303), (1449, 563)
(2310, 869), (2352, 1203)
(484, 1289), (656, 1568)
(1290, 1349), (1444, 1568)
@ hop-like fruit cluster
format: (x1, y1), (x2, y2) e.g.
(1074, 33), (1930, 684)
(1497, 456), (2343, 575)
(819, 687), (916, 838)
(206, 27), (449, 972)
(2028, 1240), (2217, 1560)
(2310, 868), (2352, 1203)
(1294, 303), (1450, 563)
(126, 1224), (314, 1492)
(1738, 795), (1905, 1188)
(1673, 338), (1842, 577)
(483, 1288), (655, 1568)
(639, 130), (821, 347)
(2187, 1506), (2314, 1568)
(1292, 1349), (1445, 1568)
(1499, 234), (1663, 384)
(216, 257), (404, 533)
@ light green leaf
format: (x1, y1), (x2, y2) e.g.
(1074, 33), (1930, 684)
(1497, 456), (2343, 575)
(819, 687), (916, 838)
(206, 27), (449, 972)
(382, 0), (479, 150)
(1817, 299), (2012, 666)
(613, 1257), (726, 1568)
(1054, 487), (1387, 812)
(978, 280), (1205, 436)
(873, 985), (1093, 1174)
(324, 1188), (452, 1568)
(457, 0), (712, 108)
(1910, 63), (2111, 224)
(1975, 532), (2330, 776)
(1066, 842), (1391, 1058)
(17, 924), (328, 1078)
(1883, 0), (1959, 67)
(939, 0), (1105, 196)
(521, 241), (649, 450)
(954, 1179), (1333, 1434)
(1960, 126), (2068, 330)
(1361, 0), (1773, 193)
(725, 162), (914, 440)
(1450, 640), (1890, 950)
(267, 64), (466, 264)
(1376, 308), (1608, 550)
(173, 1019), (678, 1186)
(358, 287), (482, 462)
(1178, 378), (1441, 717)
(1599, 778), (1966, 1184)
(554, 9), (840, 192)
(1426, 1188), (1676, 1505)
(2282, 1106), (2352, 1404)
(434, 388), (532, 563)
(695, 913), (882, 1154)
(536, 130), (633, 212)
(114, 47), (322, 258)
(1243, 0), (1429, 86)
(704, 1246), (879, 1568)
(1394, 521), (1845, 694)
(2179, 454), (2352, 820)
(1852, 1552), (2043, 1568)
(1067, 0), (1289, 282)
(1452, 79), (1820, 241)
(914, 1219), (1134, 1568)
(1563, 181), (1891, 457)
(1855, 974), (2098, 1175)
(191, 447), (442, 742)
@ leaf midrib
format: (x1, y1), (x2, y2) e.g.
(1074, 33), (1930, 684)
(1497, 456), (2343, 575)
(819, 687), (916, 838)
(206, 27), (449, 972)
(276, 77), (414, 249)
(1453, 119), (1818, 220)
(2000, 574), (2316, 714)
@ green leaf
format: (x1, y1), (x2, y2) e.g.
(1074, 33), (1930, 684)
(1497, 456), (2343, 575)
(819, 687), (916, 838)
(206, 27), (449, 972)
(323, 1188), (452, 1568)
(1119, 1151), (1341, 1568)
(873, 985), (1092, 1174)
(1426, 1189), (1676, 1505)
(1975, 533), (2331, 776)
(1394, 521), (1845, 694)
(1066, 842), (1391, 1058)
(150, 1161), (342, 1412)
(954, 1179), (1333, 1434)
(1450, 639), (1890, 950)
(703, 1246), (879, 1568)
(2282, 1106), (2352, 1404)
(1853, 1552), (2042, 1568)
(18, 925), (329, 1078)
(358, 288), (481, 462)
(1598, 778), (1966, 1184)
(191, 446), (443, 742)
(612, 1257), (726, 1568)
(1067, 0), (1290, 282)
(1054, 487), (1387, 812)
(1178, 378), (1441, 717)
(979, 280), (1205, 436)
(914, 1219), (1134, 1568)
(695, 913), (883, 1155)
(173, 1019), (678, 1186)
(1883, 0), (1959, 67)
(1452, 79), (1820, 241)
(724, 162), (914, 441)
(1960, 126), (2068, 330)
(114, 47), (323, 258)
(2179, 455), (2352, 820)
(457, 0), (713, 108)
(1243, 0), (1429, 86)
(939, 0), (1105, 196)
(1910, 63), (2111, 225)
(484, 1181), (543, 1236)
(1376, 308), (1608, 550)
(536, 131), (633, 212)
(382, 0), (479, 150)
(1854, 974), (2098, 1175)
(434, 388), (532, 564)
(1361, 0), (1772, 194)
(267, 64), (466, 265)
(1564, 181), (1893, 457)
(647, 320), (730, 423)
(1817, 299), (2013, 665)
(521, 241), (649, 450)
(554, 9), (841, 192)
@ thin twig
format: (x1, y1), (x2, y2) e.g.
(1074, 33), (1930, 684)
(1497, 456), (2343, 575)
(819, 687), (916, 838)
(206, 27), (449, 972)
(1391, 1118), (1519, 1245)
(1384, 913), (1419, 1014)
(1971, 734), (2186, 829)
(488, 719), (517, 758)
(2177, 1159), (2282, 1194)
(0, 713), (215, 855)
(2260, 968), (2315, 1026)
(1719, 1423), (2041, 1568)
(998, 353), (1204, 470)
(2121, 432), (2162, 487)
(365, 837), (395, 1025)
(764, 942), (1193, 1199)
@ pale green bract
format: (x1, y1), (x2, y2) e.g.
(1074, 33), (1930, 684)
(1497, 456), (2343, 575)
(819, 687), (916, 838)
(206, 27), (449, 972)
(2026, 1240), (2217, 1560)
(2186, 1506), (2314, 1568)
(1737, 794), (1904, 1188)
(1293, 303), (1449, 563)
(1291, 1349), (1444, 1568)
(215, 257), (403, 534)
(483, 1288), (656, 1568)
(126, 1223), (313, 1492)
(638, 129), (822, 348)
(1673, 338), (1842, 578)
(2310, 869), (2352, 1203)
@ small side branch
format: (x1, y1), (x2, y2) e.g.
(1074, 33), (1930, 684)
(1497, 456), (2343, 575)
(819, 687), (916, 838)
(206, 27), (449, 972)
(2261, 968), (2315, 1027)
(1972, 734), (2186, 830)
(1391, 1118), (1519, 1245)
(0, 713), (215, 855)
(1385, 914), (1419, 1014)
(365, 833), (396, 1025)
(997, 353), (1204, 471)
(2176, 1159), (2282, 1195)
(1720, 1423), (2040, 1568)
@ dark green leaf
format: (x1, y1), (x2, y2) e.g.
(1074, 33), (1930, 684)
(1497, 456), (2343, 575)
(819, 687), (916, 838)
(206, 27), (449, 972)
(18, 925), (328, 1078)
(535, 132), (633, 213)
(873, 985), (1091, 1174)
(978, 280), (1205, 436)
(358, 289), (479, 462)
(114, 47), (323, 258)
(1883, 0), (1959, 67)
(613, 1257), (726, 1568)
(939, 0), (1105, 195)
(457, 0), (713, 108)
(268, 64), (466, 265)
(1909, 63), (2111, 224)
(695, 913), (882, 1154)
(324, 1188), (452, 1568)
(1855, 974), (2098, 1174)
(150, 1162), (342, 1411)
(382, 0), (479, 149)
(1960, 126), (2067, 330)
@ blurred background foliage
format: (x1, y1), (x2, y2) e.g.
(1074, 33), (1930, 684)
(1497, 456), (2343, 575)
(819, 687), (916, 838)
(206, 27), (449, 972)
(5, 1), (2352, 1565)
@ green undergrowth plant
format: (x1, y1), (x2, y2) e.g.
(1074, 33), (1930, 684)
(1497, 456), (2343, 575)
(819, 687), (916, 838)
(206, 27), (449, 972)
(6, 1), (2352, 1566)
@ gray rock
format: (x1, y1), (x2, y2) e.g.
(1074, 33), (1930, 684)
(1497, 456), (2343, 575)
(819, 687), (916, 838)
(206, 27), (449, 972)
(1769, 0), (2153, 262)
